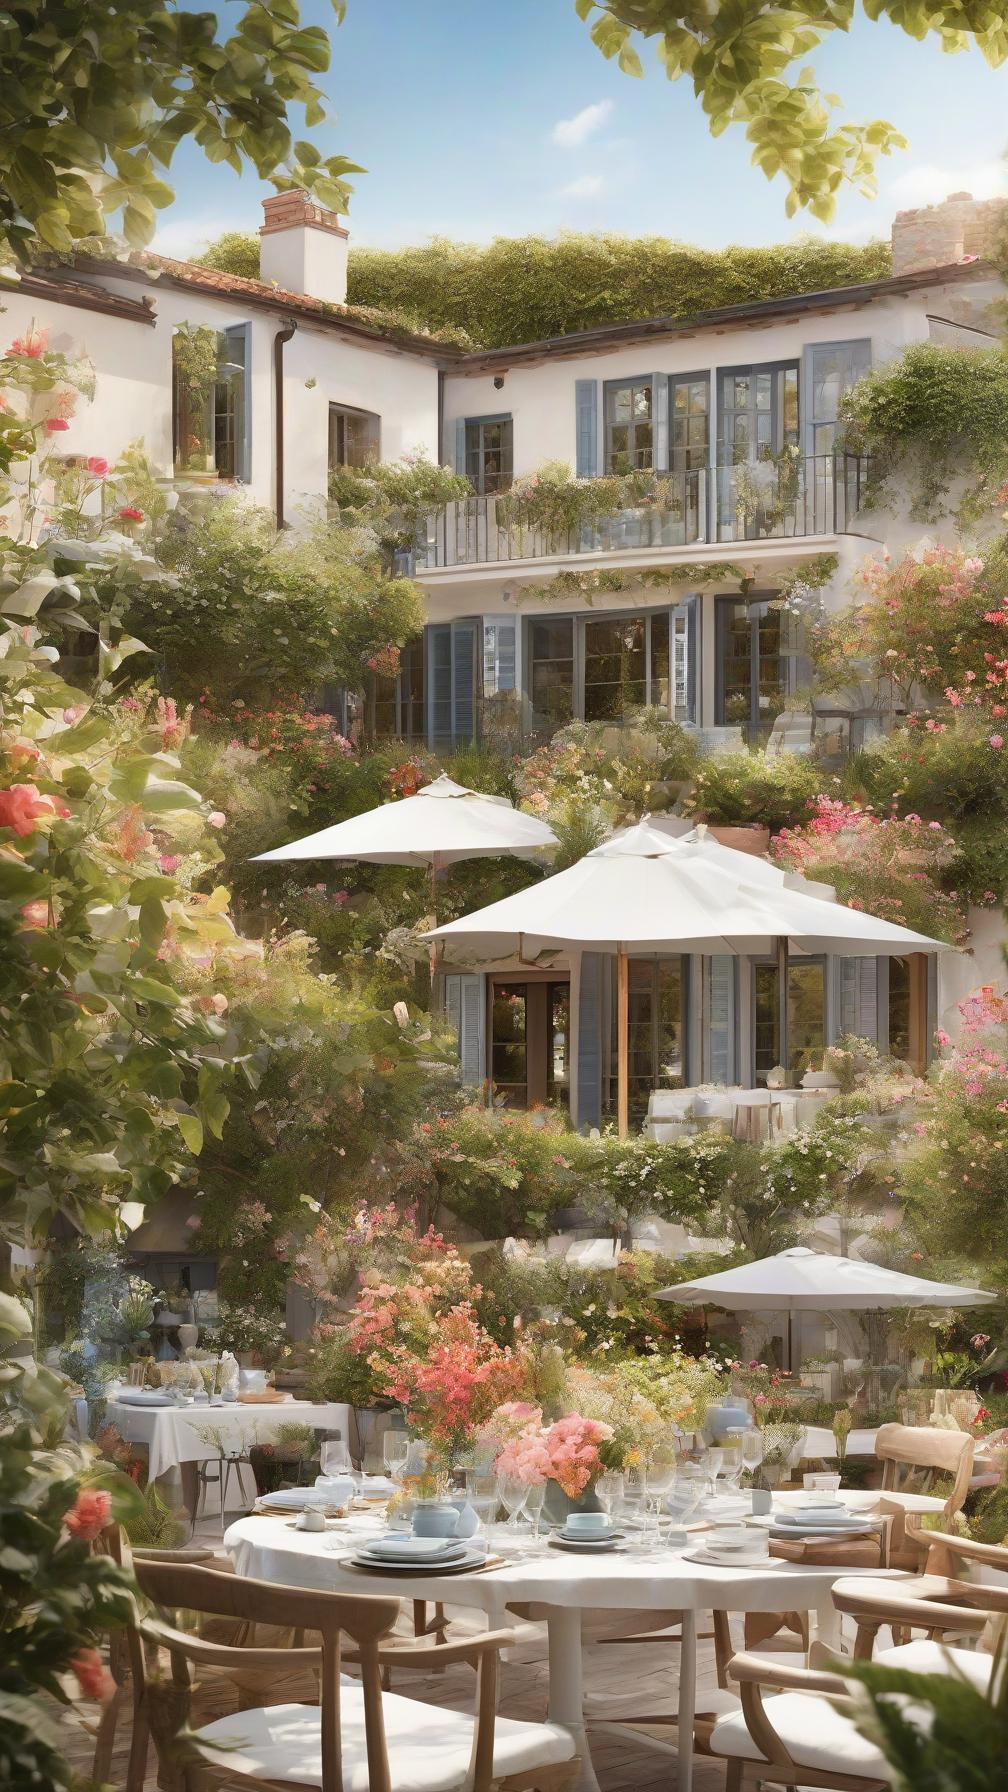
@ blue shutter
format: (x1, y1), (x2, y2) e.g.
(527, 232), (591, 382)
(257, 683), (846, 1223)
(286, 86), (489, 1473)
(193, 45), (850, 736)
(452, 619), (477, 744)
(708, 956), (737, 1084)
(840, 959), (879, 1042)
(427, 623), (453, 748)
(459, 974), (486, 1089)
(576, 952), (603, 1131)
(575, 380), (599, 478)
(483, 616), (518, 696)
(651, 373), (669, 471)
(454, 417), (467, 474)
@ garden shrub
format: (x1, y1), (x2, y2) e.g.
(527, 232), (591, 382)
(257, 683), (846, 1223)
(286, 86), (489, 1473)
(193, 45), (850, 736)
(126, 496), (424, 705)
(515, 714), (699, 829)
(684, 749), (827, 832)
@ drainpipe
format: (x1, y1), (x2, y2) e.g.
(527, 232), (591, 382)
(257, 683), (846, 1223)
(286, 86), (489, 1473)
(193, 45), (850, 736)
(437, 366), (445, 465)
(273, 318), (297, 527)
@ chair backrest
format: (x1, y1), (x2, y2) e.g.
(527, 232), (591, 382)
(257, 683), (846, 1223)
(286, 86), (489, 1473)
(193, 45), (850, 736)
(132, 1561), (401, 1792)
(875, 1422), (974, 1514)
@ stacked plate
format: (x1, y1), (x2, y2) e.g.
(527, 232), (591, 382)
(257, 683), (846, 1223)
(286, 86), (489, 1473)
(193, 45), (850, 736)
(549, 1522), (624, 1552)
(114, 1389), (172, 1407)
(351, 1534), (484, 1574)
(256, 1487), (339, 1514)
(770, 1499), (879, 1540)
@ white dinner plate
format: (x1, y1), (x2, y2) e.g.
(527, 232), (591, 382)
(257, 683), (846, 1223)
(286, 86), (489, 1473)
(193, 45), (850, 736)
(360, 1537), (467, 1564)
(256, 1488), (333, 1512)
(349, 1545), (487, 1575)
(769, 1524), (877, 1541)
(114, 1390), (173, 1407)
(682, 1546), (780, 1568)
(548, 1532), (626, 1553)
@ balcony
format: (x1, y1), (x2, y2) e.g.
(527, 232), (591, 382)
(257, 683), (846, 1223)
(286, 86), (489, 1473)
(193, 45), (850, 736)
(413, 453), (873, 574)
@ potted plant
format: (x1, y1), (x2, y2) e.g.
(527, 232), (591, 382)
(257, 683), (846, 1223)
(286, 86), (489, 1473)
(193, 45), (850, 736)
(249, 1422), (320, 1497)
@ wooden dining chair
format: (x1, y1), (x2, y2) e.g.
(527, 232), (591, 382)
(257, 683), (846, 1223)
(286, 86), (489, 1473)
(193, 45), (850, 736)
(127, 1560), (580, 1792)
(873, 1422), (974, 1570)
(90, 1527), (231, 1787)
(708, 1577), (1005, 1789)
(830, 1571), (1008, 1664)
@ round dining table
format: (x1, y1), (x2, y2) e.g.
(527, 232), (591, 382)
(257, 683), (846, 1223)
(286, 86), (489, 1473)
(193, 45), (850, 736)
(225, 1502), (893, 1792)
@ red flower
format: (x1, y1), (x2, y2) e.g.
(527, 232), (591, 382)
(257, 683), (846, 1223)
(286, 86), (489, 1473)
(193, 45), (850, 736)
(0, 782), (67, 837)
(86, 456), (110, 478)
(45, 417), (70, 432)
(65, 1488), (112, 1540)
(70, 1648), (116, 1702)
(118, 506), (144, 523)
(19, 899), (50, 928)
(8, 325), (47, 358)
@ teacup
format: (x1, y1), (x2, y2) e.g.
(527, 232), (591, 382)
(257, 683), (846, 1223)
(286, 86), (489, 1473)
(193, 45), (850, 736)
(296, 1508), (326, 1533)
(563, 1511), (611, 1537)
(412, 1502), (460, 1539)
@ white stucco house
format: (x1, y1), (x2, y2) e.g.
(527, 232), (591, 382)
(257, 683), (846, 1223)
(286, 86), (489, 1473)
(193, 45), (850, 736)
(4, 189), (1004, 1119)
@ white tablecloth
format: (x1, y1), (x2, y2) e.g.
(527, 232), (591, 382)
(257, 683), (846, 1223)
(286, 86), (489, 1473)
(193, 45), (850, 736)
(107, 1399), (351, 1484)
(225, 1508), (876, 1792)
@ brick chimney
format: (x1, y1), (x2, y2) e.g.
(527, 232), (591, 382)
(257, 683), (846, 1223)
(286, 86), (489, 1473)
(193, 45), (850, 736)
(259, 190), (349, 304)
(891, 190), (1007, 277)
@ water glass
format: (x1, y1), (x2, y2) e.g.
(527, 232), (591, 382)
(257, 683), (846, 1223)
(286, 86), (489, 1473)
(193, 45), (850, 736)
(383, 1430), (410, 1482)
(321, 1437), (352, 1478)
(465, 1470), (499, 1538)
(620, 1465), (649, 1550)
(595, 1472), (623, 1524)
(720, 1434), (744, 1492)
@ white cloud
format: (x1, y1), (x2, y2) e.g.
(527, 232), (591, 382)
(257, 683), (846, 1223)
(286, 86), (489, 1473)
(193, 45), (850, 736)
(153, 214), (254, 259)
(551, 100), (613, 150)
(886, 159), (1008, 208)
(556, 174), (608, 202)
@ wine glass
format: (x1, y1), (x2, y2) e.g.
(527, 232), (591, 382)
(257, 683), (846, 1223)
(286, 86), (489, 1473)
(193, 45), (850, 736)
(465, 1470), (498, 1539)
(497, 1472), (530, 1530)
(523, 1481), (547, 1549)
(595, 1472), (623, 1526)
(704, 1445), (725, 1497)
(742, 1427), (765, 1488)
(383, 1430), (409, 1483)
(645, 1445), (677, 1543)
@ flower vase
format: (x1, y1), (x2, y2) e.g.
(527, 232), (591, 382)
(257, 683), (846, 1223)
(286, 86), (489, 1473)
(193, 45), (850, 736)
(542, 1477), (603, 1529)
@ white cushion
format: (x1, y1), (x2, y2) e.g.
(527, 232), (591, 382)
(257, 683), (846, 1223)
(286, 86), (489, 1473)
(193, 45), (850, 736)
(192, 1690), (576, 1791)
(709, 1690), (889, 1777)
(875, 1639), (993, 1691)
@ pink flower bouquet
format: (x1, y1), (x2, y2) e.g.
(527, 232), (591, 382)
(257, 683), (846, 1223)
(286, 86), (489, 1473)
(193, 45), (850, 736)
(495, 1410), (613, 1500)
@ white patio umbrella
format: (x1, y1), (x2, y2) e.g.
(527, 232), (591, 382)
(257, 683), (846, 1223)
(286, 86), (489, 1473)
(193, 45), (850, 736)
(253, 772), (558, 869)
(656, 1245), (995, 1369)
(427, 819), (948, 1134)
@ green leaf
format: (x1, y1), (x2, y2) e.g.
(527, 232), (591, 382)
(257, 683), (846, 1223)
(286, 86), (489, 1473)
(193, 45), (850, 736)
(177, 1112), (203, 1154)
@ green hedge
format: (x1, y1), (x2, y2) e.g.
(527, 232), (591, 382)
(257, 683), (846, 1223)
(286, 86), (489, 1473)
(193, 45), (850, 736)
(346, 234), (892, 348)
(196, 230), (891, 350)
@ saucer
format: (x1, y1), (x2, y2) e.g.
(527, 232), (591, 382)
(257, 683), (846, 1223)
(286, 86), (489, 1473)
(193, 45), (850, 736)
(549, 1530), (625, 1552)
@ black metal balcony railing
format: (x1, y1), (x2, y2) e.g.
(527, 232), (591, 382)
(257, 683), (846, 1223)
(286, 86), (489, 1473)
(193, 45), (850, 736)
(413, 453), (874, 572)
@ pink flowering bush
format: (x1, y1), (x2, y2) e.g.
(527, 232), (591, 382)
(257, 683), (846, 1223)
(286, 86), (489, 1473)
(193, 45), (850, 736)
(771, 800), (967, 945)
(901, 985), (1008, 1285)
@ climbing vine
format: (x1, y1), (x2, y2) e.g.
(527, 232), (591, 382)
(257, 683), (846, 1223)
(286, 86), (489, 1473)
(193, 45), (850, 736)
(841, 343), (1008, 525)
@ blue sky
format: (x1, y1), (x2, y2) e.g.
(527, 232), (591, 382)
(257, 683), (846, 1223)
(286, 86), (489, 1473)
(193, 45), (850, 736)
(155, 0), (1008, 258)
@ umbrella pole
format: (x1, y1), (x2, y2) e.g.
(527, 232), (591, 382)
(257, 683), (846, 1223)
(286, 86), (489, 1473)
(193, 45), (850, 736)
(428, 852), (440, 983)
(776, 936), (789, 1081)
(617, 946), (629, 1140)
(787, 1310), (794, 1374)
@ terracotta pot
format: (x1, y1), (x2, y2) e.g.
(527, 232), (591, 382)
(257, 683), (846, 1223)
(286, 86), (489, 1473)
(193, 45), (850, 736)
(707, 825), (771, 856)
